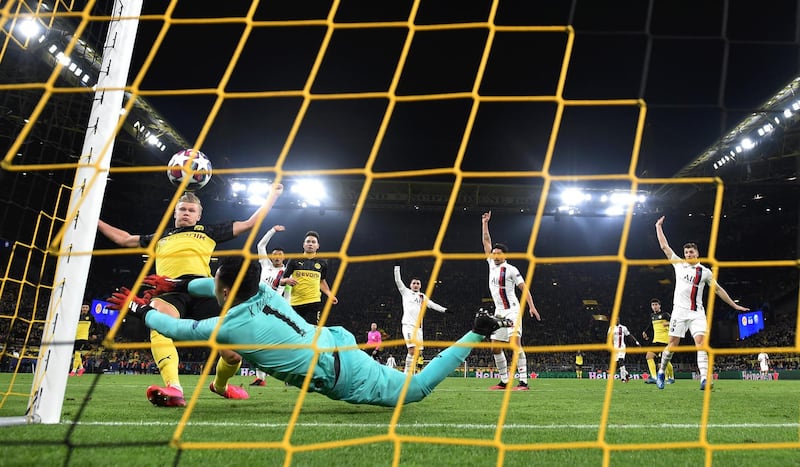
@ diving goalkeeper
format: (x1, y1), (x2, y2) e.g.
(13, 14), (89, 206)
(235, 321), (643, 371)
(110, 256), (513, 407)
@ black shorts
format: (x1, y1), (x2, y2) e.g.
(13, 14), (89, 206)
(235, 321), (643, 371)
(293, 302), (322, 324)
(154, 292), (220, 320)
(74, 339), (92, 351)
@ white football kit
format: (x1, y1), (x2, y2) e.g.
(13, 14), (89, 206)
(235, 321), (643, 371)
(669, 253), (713, 338)
(394, 266), (447, 349)
(486, 258), (525, 341)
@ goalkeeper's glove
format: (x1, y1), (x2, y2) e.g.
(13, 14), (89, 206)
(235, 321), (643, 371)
(107, 287), (152, 320)
(142, 274), (189, 296)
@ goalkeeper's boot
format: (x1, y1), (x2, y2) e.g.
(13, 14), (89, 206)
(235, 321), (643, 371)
(209, 382), (250, 400)
(473, 311), (513, 337)
(250, 378), (266, 386)
(656, 371), (665, 390)
(644, 377), (657, 384)
(146, 384), (186, 407)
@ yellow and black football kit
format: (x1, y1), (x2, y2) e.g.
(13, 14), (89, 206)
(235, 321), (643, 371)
(284, 255), (329, 323)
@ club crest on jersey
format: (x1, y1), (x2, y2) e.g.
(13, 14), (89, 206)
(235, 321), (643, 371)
(314, 262), (321, 270)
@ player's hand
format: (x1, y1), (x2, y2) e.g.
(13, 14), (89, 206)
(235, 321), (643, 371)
(655, 216), (665, 227)
(142, 274), (187, 295)
(273, 224), (286, 232)
(482, 211), (491, 223)
(635, 341), (642, 347)
(107, 287), (152, 320)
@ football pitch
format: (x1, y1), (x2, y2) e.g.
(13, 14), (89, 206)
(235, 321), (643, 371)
(0, 374), (798, 466)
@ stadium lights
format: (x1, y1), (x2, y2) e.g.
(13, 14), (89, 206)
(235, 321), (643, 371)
(552, 187), (649, 217)
(290, 178), (327, 207)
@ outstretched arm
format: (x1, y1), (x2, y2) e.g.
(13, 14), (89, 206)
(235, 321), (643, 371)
(518, 282), (540, 320)
(481, 211), (492, 255)
(713, 281), (750, 312)
(655, 216), (675, 259)
(232, 183), (284, 236)
(426, 297), (448, 313)
(98, 220), (141, 248)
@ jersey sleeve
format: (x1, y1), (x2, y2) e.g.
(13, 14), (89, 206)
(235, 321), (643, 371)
(284, 259), (296, 277)
(144, 311), (218, 341)
(426, 296), (447, 313)
(393, 266), (407, 292)
(256, 228), (276, 256)
(187, 277), (216, 298)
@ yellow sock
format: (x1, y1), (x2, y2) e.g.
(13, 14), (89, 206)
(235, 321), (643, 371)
(150, 330), (181, 391)
(647, 358), (657, 376)
(72, 351), (82, 371)
(666, 362), (674, 379)
(214, 357), (241, 393)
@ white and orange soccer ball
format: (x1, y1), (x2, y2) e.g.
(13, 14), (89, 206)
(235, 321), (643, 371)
(167, 149), (212, 191)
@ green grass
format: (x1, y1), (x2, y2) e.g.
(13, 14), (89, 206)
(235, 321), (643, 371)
(0, 374), (799, 466)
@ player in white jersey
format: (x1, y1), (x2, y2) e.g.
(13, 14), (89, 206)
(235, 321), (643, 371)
(608, 323), (640, 382)
(251, 224), (287, 386)
(757, 352), (770, 379)
(481, 211), (541, 391)
(654, 216), (749, 390)
(394, 265), (449, 373)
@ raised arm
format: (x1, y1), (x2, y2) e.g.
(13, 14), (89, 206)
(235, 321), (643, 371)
(655, 216), (675, 259)
(481, 211), (492, 255)
(393, 265), (406, 291)
(256, 225), (285, 256)
(232, 183), (284, 237)
(97, 219), (141, 248)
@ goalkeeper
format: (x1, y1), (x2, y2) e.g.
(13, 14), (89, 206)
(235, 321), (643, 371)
(111, 256), (513, 407)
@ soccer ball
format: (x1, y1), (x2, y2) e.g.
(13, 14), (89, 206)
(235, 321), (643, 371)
(167, 149), (212, 191)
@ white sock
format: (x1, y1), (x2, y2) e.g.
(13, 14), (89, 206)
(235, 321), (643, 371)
(620, 365), (627, 380)
(493, 352), (509, 384)
(404, 354), (414, 374)
(697, 351), (708, 381)
(255, 369), (266, 380)
(517, 351), (528, 384)
(659, 350), (673, 373)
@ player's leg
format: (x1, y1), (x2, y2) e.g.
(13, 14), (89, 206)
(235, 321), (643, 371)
(144, 296), (185, 407)
(645, 350), (658, 380)
(402, 324), (415, 374)
(209, 350), (249, 399)
(70, 350), (81, 376)
(689, 314), (710, 389)
(617, 352), (628, 382)
(489, 312), (511, 390)
(251, 369), (267, 386)
(510, 335), (529, 390)
(409, 312), (514, 402)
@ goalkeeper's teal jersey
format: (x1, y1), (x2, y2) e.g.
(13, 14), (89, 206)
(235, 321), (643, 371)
(145, 280), (481, 407)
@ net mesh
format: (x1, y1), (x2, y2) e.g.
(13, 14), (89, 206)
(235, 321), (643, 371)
(1, 0), (798, 464)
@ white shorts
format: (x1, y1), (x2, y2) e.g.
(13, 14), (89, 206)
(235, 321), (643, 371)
(402, 324), (423, 349)
(760, 363), (769, 372)
(615, 349), (626, 360)
(669, 306), (707, 339)
(490, 308), (521, 342)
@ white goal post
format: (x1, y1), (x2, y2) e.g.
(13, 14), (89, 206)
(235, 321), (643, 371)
(1, 0), (144, 426)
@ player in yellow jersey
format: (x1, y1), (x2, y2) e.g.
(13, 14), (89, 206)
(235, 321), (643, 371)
(280, 230), (338, 324)
(98, 185), (283, 406)
(575, 351), (583, 379)
(641, 298), (674, 384)
(70, 303), (99, 376)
